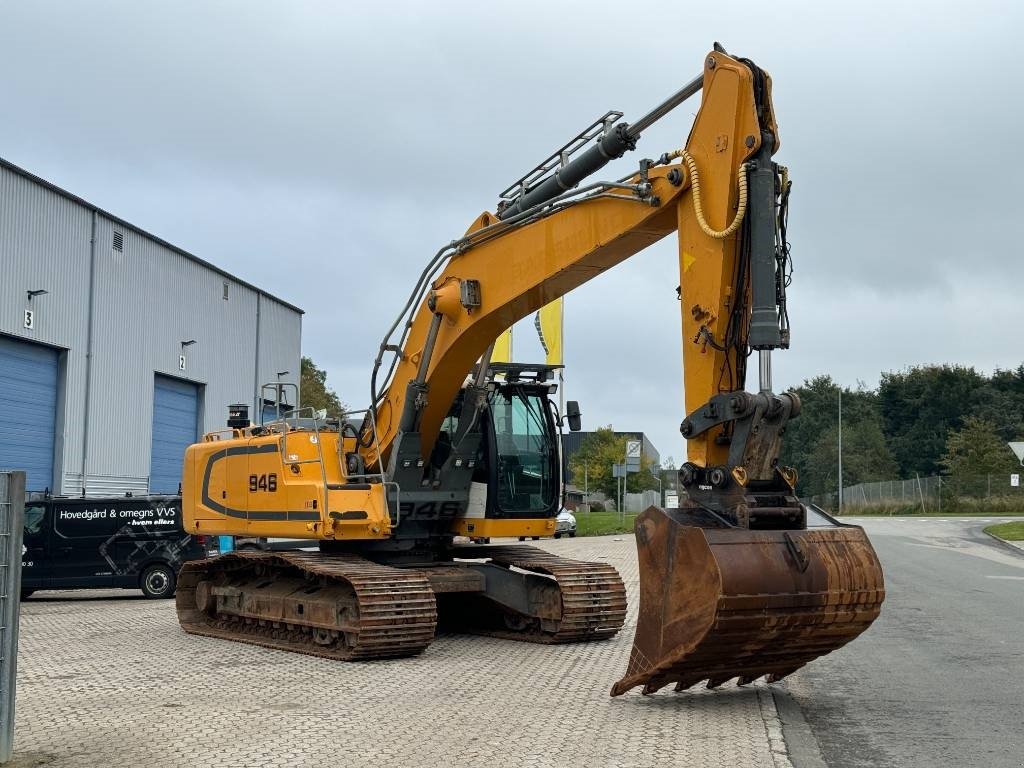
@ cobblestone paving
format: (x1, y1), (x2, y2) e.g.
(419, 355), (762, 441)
(14, 535), (788, 767)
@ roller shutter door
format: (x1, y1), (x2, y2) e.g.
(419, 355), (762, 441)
(0, 336), (58, 492)
(150, 375), (199, 494)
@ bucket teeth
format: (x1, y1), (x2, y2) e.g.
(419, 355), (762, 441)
(611, 506), (885, 697)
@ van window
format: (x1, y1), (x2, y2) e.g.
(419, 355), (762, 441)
(52, 504), (119, 539)
(24, 504), (46, 544)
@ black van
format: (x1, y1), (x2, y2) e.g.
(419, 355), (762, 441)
(21, 495), (209, 599)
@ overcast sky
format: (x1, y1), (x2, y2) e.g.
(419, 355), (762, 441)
(2, 1), (1021, 462)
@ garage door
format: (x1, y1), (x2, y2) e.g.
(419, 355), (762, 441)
(150, 375), (199, 494)
(0, 336), (58, 492)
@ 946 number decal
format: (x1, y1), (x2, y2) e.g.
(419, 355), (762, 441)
(249, 473), (278, 492)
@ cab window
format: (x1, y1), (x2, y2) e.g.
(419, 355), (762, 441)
(491, 389), (556, 513)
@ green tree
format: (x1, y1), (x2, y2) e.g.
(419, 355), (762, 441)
(879, 365), (985, 476)
(300, 356), (346, 417)
(969, 365), (1024, 443)
(569, 427), (658, 499)
(940, 416), (1018, 477)
(779, 376), (894, 497)
(803, 420), (899, 496)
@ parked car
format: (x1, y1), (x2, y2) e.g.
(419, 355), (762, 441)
(20, 494), (209, 599)
(554, 508), (577, 539)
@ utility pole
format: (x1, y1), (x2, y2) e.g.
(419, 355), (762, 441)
(838, 388), (843, 515)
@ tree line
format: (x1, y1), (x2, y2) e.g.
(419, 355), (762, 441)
(779, 364), (1024, 497)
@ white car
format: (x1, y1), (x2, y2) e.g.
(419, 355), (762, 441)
(554, 509), (577, 539)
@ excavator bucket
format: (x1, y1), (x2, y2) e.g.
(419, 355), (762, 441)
(611, 506), (884, 696)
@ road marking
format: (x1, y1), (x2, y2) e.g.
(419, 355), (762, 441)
(984, 575), (1024, 580)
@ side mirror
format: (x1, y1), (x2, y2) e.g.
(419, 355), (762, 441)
(566, 400), (582, 432)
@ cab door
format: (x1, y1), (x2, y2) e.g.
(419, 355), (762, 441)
(49, 501), (116, 587)
(20, 502), (50, 591)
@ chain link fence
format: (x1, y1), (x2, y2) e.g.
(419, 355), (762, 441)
(810, 472), (1023, 514)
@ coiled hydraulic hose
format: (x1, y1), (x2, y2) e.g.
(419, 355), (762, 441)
(662, 149), (749, 239)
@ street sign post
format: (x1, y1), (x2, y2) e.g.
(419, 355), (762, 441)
(618, 441), (643, 521)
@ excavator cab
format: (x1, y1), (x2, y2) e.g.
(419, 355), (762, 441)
(455, 364), (566, 540)
(482, 372), (561, 520)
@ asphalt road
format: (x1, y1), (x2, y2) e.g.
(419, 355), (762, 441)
(780, 517), (1024, 768)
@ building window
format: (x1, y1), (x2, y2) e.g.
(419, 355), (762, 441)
(223, 282), (230, 300)
(112, 230), (124, 252)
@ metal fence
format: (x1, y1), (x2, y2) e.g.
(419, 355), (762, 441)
(624, 490), (661, 514)
(810, 473), (1024, 513)
(0, 472), (24, 763)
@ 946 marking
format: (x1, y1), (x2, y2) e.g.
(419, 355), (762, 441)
(249, 473), (278, 492)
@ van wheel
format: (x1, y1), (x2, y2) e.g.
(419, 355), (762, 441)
(141, 564), (176, 599)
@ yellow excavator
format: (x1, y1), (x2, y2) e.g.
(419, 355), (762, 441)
(177, 44), (885, 695)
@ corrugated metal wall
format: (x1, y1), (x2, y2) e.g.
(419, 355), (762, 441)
(256, 296), (303, 410)
(0, 166), (92, 491)
(0, 160), (302, 497)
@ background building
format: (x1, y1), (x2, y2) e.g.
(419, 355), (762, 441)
(561, 430), (660, 486)
(0, 158), (302, 495)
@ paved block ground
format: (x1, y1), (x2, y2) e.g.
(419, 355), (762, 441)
(13, 535), (789, 768)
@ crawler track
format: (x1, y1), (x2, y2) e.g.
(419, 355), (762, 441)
(177, 545), (626, 660)
(176, 551), (438, 660)
(449, 544), (628, 643)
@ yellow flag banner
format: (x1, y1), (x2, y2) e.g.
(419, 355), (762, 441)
(534, 297), (563, 366)
(491, 327), (513, 364)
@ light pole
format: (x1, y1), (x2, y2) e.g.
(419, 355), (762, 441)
(652, 471), (663, 507)
(837, 388), (843, 515)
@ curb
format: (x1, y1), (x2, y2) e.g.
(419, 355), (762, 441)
(760, 685), (829, 768)
(982, 530), (1024, 557)
(756, 687), (794, 768)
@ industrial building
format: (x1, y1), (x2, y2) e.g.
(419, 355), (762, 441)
(561, 430), (661, 485)
(0, 157), (303, 495)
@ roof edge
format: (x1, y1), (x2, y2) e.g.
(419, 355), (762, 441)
(0, 155), (304, 315)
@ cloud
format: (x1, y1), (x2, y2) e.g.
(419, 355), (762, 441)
(2, 0), (1021, 462)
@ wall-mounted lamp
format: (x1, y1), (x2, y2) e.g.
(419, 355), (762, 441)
(276, 370), (290, 380)
(26, 289), (48, 301)
(180, 339), (197, 348)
